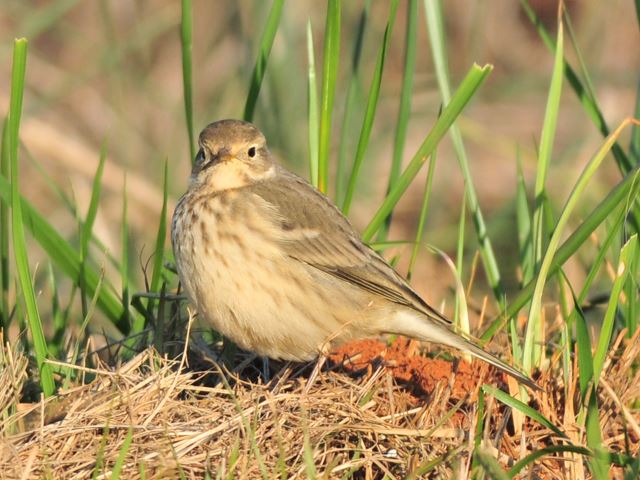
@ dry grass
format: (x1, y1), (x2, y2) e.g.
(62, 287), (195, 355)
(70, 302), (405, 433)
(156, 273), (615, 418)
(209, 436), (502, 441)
(1, 328), (639, 479)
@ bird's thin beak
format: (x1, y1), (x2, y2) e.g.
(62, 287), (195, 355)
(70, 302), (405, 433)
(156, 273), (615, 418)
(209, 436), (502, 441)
(217, 152), (236, 163)
(213, 147), (236, 164)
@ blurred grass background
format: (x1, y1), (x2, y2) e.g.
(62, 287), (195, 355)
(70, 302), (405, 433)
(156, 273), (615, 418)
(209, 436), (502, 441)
(0, 0), (637, 341)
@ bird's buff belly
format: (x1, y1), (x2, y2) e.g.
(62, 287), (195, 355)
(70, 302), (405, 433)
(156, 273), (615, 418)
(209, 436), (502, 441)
(173, 207), (370, 361)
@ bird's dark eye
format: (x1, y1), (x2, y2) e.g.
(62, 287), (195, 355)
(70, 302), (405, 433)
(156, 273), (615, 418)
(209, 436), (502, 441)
(195, 149), (205, 164)
(248, 146), (256, 158)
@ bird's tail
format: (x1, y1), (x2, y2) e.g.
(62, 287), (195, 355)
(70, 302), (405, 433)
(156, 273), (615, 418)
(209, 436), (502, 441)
(392, 310), (540, 391)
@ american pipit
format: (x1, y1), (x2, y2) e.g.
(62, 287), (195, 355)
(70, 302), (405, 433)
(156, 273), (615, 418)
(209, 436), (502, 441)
(171, 119), (537, 390)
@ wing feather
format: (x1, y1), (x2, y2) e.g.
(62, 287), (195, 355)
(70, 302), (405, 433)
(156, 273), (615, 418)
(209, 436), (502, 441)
(246, 169), (451, 326)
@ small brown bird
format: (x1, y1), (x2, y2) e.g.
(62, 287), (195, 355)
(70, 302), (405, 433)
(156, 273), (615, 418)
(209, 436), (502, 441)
(171, 119), (537, 390)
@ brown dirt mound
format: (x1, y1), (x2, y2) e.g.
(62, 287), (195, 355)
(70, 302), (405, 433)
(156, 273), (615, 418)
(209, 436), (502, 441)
(329, 337), (502, 403)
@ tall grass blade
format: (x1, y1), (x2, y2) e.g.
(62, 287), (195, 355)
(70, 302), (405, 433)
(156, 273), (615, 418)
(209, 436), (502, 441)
(523, 12), (564, 373)
(424, 0), (505, 303)
(48, 263), (65, 355)
(523, 119), (638, 375)
(407, 151), (437, 279)
(531, 7), (563, 264)
(79, 140), (107, 318)
(516, 153), (534, 286)
(243, 0), (285, 122)
(454, 192), (468, 332)
(571, 283), (593, 405)
(0, 121), (9, 330)
(0, 176), (127, 332)
(138, 159), (169, 334)
(121, 174), (130, 330)
(585, 390), (608, 479)
(180, 0), (195, 161)
(473, 450), (510, 480)
(481, 162), (640, 342)
(342, 0), (399, 214)
(519, 0), (636, 180)
(522, 0), (640, 235)
(335, 1), (369, 204)
(8, 38), (55, 396)
(593, 235), (637, 381)
(624, 235), (638, 335)
(380, 0), (417, 240)
(482, 385), (567, 439)
(306, 20), (320, 188)
(317, 0), (341, 194)
(111, 427), (134, 480)
(508, 445), (592, 479)
(20, 0), (80, 40)
(363, 63), (492, 241)
(576, 207), (626, 308)
(631, 76), (640, 163)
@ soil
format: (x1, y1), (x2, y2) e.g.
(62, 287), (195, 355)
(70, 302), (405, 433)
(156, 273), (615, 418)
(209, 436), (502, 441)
(328, 336), (505, 403)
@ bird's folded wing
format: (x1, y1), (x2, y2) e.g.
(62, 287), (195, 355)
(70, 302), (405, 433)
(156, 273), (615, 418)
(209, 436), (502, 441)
(247, 171), (451, 326)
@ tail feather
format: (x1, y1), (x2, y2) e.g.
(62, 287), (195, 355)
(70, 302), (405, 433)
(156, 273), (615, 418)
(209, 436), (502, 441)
(392, 310), (540, 391)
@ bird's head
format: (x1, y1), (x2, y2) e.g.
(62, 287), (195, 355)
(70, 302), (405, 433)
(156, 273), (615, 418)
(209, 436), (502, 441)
(191, 119), (275, 191)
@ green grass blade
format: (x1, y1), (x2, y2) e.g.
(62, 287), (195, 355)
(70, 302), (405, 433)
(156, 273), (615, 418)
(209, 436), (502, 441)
(531, 12), (563, 264)
(473, 449), (510, 480)
(563, 7), (598, 112)
(520, 0), (634, 178)
(79, 140), (107, 317)
(151, 159), (169, 296)
(473, 389), (485, 451)
(48, 263), (65, 356)
(306, 20), (320, 188)
(362, 63), (493, 241)
(454, 192), (467, 332)
(631, 77), (640, 163)
(342, 0), (399, 215)
(80, 141), (106, 262)
(17, 0), (80, 40)
(66, 269), (104, 386)
(406, 447), (464, 479)
(0, 176), (128, 332)
(481, 162), (640, 342)
(0, 121), (9, 330)
(624, 234), (638, 335)
(335, 1), (369, 205)
(317, 0), (341, 194)
(111, 427), (134, 480)
(407, 150), (437, 280)
(516, 152), (534, 287)
(138, 159), (169, 334)
(523, 119), (637, 376)
(380, 0), (417, 239)
(522, 0), (640, 234)
(571, 280), (593, 401)
(242, 0), (285, 122)
(585, 389), (607, 479)
(92, 423), (110, 480)
(424, 0), (505, 303)
(482, 385), (567, 439)
(593, 234), (637, 381)
(180, 0), (195, 161)
(577, 208), (626, 307)
(121, 174), (130, 331)
(303, 427), (317, 480)
(8, 38), (55, 397)
(522, 15), (564, 373)
(508, 445), (592, 478)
